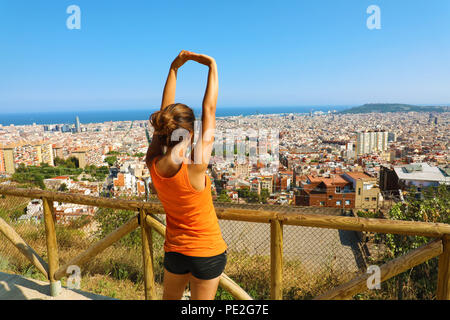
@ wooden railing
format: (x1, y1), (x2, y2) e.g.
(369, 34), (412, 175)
(0, 186), (449, 300)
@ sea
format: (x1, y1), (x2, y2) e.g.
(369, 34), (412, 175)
(0, 105), (350, 126)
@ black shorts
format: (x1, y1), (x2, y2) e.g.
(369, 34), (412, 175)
(163, 251), (227, 280)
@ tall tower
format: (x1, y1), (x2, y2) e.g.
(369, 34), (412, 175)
(75, 116), (81, 133)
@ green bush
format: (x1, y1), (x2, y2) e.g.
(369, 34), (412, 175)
(356, 210), (381, 219)
(373, 185), (449, 299)
(94, 208), (141, 247)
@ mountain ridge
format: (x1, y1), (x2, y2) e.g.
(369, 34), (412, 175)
(339, 103), (449, 114)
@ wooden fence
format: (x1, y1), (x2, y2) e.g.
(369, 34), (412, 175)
(0, 186), (449, 300)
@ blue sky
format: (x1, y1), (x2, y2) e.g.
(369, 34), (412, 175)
(0, 0), (449, 112)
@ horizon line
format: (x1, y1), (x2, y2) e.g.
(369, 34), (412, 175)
(1, 103), (450, 115)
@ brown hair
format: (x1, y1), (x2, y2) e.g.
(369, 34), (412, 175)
(150, 103), (195, 148)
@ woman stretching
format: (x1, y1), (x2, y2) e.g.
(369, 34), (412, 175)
(145, 50), (227, 300)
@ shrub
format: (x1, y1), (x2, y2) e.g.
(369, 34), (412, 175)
(94, 208), (141, 247)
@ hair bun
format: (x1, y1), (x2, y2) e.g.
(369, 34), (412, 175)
(150, 110), (177, 135)
(149, 103), (195, 148)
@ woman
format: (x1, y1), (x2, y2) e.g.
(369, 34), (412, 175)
(145, 50), (227, 300)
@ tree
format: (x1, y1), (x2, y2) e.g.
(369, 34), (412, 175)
(247, 192), (260, 203)
(58, 183), (68, 192)
(237, 187), (250, 199)
(260, 188), (270, 204)
(54, 156), (79, 168)
(217, 190), (231, 203)
(133, 152), (145, 158)
(104, 156), (117, 167)
(34, 173), (46, 190)
(238, 187), (263, 203)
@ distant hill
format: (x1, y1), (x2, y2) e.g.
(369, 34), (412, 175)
(339, 103), (449, 114)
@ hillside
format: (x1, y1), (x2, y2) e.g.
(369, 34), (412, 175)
(339, 103), (449, 114)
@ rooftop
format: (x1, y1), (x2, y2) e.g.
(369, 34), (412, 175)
(344, 172), (375, 181)
(394, 163), (450, 183)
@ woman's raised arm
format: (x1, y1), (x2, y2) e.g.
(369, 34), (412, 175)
(188, 53), (218, 170)
(160, 50), (190, 110)
(146, 51), (191, 166)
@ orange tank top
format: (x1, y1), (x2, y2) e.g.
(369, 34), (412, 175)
(149, 157), (227, 257)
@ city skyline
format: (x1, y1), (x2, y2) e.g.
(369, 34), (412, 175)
(1, 0), (450, 112)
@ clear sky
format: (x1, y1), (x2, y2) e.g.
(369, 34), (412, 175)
(0, 0), (449, 112)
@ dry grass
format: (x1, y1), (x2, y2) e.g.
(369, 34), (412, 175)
(0, 221), (365, 300)
(1, 218), (432, 300)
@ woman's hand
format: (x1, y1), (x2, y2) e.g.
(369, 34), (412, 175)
(171, 50), (191, 70)
(172, 50), (216, 68)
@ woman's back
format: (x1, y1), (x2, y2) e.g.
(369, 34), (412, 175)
(150, 156), (227, 257)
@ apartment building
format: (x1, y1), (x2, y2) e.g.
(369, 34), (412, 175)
(41, 143), (54, 166)
(234, 163), (250, 178)
(260, 176), (273, 194)
(356, 130), (389, 155)
(71, 149), (87, 169)
(342, 172), (380, 210)
(295, 174), (355, 208)
(2, 146), (15, 174)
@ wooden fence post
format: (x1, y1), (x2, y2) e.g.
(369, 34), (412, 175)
(437, 236), (450, 300)
(140, 209), (156, 300)
(43, 197), (61, 296)
(270, 218), (283, 300)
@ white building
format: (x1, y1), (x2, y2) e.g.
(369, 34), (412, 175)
(393, 163), (450, 189)
(356, 130), (389, 155)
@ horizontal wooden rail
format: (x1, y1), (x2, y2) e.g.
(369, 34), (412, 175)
(215, 208), (277, 224)
(0, 186), (164, 214)
(315, 239), (444, 300)
(145, 214), (253, 300)
(54, 215), (139, 280)
(0, 217), (49, 278)
(278, 212), (450, 238)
